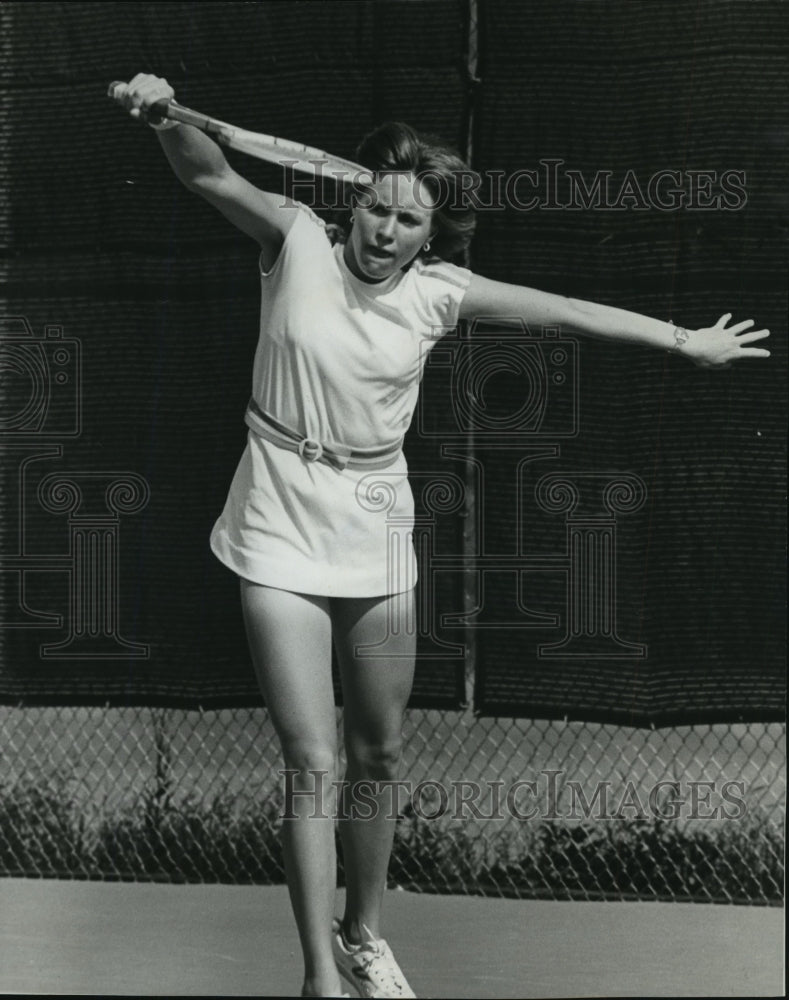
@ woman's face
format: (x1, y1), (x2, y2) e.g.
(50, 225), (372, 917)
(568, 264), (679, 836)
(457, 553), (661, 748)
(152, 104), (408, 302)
(345, 172), (436, 282)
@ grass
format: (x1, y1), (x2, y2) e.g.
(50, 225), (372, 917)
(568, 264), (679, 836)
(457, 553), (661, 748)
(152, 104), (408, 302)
(0, 774), (783, 902)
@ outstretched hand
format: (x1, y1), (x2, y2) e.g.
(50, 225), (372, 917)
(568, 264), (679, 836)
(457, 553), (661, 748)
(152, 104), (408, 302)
(681, 314), (771, 369)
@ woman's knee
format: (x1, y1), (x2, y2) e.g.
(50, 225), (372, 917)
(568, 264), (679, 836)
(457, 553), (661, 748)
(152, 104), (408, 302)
(345, 732), (404, 780)
(280, 740), (340, 781)
(279, 742), (340, 820)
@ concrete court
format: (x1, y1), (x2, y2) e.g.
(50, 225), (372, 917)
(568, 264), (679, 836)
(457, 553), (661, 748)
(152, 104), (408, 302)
(0, 880), (783, 997)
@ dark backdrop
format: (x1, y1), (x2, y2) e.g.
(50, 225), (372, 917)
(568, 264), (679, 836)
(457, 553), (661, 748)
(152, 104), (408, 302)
(0, 0), (785, 723)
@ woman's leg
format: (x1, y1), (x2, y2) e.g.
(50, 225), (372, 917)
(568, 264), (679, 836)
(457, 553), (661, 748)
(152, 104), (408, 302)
(239, 579), (342, 998)
(331, 590), (417, 943)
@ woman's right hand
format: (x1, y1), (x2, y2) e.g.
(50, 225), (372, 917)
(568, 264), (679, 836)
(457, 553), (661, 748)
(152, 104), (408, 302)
(109, 73), (175, 122)
(108, 75), (298, 255)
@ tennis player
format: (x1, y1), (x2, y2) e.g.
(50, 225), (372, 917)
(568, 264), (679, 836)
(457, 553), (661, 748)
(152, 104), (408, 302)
(111, 74), (770, 999)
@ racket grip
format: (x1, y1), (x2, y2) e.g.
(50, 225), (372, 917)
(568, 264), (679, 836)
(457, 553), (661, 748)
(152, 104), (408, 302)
(140, 99), (172, 125)
(106, 81), (172, 124)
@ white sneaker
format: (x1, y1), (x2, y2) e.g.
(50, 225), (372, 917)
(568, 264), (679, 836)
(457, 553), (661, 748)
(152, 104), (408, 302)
(331, 918), (416, 999)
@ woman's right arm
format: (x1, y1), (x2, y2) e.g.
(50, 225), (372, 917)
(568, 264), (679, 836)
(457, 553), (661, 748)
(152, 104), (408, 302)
(110, 74), (299, 267)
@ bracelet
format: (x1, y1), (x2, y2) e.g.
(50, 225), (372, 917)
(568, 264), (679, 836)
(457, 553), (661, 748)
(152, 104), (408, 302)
(667, 320), (691, 353)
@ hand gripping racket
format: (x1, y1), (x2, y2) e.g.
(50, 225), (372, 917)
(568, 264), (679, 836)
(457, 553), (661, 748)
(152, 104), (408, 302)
(108, 82), (367, 183)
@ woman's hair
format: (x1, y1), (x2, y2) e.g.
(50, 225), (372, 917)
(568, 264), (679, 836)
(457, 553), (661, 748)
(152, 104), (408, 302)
(330, 122), (478, 265)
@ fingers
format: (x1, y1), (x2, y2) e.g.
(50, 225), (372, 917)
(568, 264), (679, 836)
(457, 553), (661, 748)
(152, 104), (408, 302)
(735, 328), (770, 344)
(711, 315), (771, 344)
(108, 80), (141, 118)
(108, 73), (175, 118)
(726, 318), (756, 335)
(713, 347), (771, 365)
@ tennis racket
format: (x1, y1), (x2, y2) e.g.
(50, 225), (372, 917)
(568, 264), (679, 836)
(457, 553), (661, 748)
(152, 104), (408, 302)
(107, 82), (367, 183)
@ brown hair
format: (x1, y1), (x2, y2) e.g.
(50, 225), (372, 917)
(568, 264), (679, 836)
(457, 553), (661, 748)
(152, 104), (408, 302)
(336, 122), (478, 265)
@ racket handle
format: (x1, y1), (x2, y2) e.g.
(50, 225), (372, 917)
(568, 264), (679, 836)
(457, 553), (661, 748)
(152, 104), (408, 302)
(140, 99), (172, 125)
(107, 81), (173, 124)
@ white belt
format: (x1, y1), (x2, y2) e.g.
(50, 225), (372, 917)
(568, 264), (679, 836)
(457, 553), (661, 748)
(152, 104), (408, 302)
(244, 398), (403, 472)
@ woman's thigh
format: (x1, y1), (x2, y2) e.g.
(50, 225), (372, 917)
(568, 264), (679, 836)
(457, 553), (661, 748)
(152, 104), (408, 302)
(330, 590), (417, 743)
(239, 579), (336, 755)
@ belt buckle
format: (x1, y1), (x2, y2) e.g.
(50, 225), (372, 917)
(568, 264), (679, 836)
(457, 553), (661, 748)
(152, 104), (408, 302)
(298, 437), (324, 463)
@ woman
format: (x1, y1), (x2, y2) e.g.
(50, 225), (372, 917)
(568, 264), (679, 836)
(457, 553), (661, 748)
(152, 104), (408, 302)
(111, 75), (770, 999)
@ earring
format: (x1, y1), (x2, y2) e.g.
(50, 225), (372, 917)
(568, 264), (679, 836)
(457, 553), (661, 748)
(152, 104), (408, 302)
(350, 213), (355, 223)
(423, 239), (431, 253)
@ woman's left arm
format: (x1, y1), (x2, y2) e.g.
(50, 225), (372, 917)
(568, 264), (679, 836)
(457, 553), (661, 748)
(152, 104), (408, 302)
(458, 273), (771, 368)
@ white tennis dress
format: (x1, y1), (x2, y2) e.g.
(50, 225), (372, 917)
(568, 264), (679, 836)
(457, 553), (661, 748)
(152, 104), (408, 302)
(209, 201), (471, 597)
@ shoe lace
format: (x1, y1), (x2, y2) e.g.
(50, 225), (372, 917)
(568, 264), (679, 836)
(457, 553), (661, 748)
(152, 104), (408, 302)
(353, 925), (408, 993)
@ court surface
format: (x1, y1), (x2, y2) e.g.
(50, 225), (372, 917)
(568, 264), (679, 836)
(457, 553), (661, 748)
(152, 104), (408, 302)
(0, 879), (783, 997)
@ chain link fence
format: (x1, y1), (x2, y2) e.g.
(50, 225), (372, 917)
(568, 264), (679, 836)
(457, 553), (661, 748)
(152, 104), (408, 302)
(0, 0), (783, 911)
(0, 705), (783, 903)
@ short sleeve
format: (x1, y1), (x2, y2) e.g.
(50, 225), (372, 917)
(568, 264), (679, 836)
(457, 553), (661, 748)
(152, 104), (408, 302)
(409, 258), (473, 340)
(258, 201), (330, 278)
